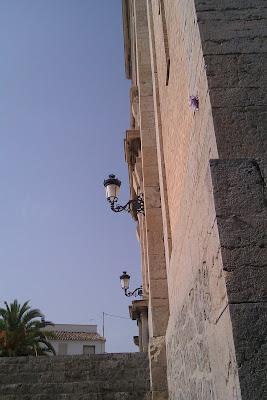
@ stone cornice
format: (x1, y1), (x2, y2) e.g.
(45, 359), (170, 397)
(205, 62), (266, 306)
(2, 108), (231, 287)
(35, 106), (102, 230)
(122, 0), (132, 79)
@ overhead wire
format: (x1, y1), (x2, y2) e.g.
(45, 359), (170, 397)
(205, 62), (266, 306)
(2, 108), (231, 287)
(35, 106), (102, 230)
(103, 312), (130, 320)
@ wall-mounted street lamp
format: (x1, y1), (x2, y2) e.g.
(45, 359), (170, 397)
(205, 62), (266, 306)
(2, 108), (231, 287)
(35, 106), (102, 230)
(103, 174), (144, 215)
(120, 271), (143, 298)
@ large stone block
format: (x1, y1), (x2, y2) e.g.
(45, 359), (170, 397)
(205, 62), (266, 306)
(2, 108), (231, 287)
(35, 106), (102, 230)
(149, 303), (169, 337)
(212, 107), (266, 158)
(195, 0), (267, 12)
(210, 103), (266, 161)
(142, 148), (158, 168)
(201, 34), (267, 55)
(210, 159), (267, 303)
(145, 187), (162, 208)
(196, 6), (267, 22)
(147, 254), (167, 279)
(229, 303), (267, 400)
(146, 230), (165, 256)
(143, 165), (160, 186)
(150, 278), (169, 300)
(210, 159), (265, 215)
(205, 54), (267, 89)
(209, 87), (266, 108)
(149, 336), (168, 397)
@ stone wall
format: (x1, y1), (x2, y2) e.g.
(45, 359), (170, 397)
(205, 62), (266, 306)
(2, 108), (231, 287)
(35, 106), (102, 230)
(150, 2), (227, 397)
(0, 353), (151, 399)
(122, 0), (266, 399)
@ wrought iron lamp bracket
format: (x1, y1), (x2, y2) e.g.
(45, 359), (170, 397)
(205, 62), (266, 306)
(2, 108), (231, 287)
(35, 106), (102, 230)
(109, 194), (144, 215)
(124, 286), (143, 298)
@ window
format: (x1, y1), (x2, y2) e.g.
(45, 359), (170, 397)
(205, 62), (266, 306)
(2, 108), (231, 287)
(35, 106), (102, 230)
(83, 345), (95, 355)
(58, 342), (68, 355)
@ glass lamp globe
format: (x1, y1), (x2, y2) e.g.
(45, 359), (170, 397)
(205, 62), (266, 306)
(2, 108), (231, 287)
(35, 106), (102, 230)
(104, 174), (121, 202)
(120, 271), (130, 290)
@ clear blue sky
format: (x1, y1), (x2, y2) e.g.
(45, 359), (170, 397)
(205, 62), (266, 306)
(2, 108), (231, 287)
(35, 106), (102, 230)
(0, 0), (141, 352)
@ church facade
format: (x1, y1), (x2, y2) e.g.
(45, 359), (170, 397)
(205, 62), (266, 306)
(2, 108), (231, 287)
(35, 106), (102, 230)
(121, 1), (266, 399)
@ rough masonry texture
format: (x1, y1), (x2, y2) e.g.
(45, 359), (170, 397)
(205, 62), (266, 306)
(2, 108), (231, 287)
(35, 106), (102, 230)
(122, 1), (266, 399)
(0, 353), (151, 400)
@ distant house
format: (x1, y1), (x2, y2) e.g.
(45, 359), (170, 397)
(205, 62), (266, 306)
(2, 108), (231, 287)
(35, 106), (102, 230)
(45, 324), (105, 355)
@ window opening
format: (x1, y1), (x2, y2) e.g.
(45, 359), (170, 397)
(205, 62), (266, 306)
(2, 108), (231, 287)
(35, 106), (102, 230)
(83, 345), (95, 355)
(58, 342), (68, 355)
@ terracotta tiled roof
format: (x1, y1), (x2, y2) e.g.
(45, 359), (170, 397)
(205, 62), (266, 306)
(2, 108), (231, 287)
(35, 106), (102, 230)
(50, 331), (105, 342)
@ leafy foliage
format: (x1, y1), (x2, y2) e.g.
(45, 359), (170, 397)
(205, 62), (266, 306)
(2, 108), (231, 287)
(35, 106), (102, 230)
(0, 300), (55, 357)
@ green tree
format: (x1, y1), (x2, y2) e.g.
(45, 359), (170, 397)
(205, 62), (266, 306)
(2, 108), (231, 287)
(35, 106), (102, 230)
(0, 300), (55, 357)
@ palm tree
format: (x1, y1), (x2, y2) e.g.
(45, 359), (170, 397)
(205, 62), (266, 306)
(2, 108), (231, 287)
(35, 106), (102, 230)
(0, 300), (56, 357)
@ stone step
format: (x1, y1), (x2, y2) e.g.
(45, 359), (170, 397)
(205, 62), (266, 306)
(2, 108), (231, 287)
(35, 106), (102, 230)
(0, 368), (148, 384)
(0, 392), (152, 400)
(0, 379), (150, 395)
(0, 353), (146, 365)
(0, 354), (148, 374)
(0, 364), (148, 376)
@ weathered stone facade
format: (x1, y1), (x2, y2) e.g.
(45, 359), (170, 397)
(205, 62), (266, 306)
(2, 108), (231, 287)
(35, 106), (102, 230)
(122, 1), (266, 399)
(0, 353), (151, 399)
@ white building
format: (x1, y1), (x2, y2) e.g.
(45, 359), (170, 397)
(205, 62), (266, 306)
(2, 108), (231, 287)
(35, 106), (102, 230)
(45, 324), (105, 355)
